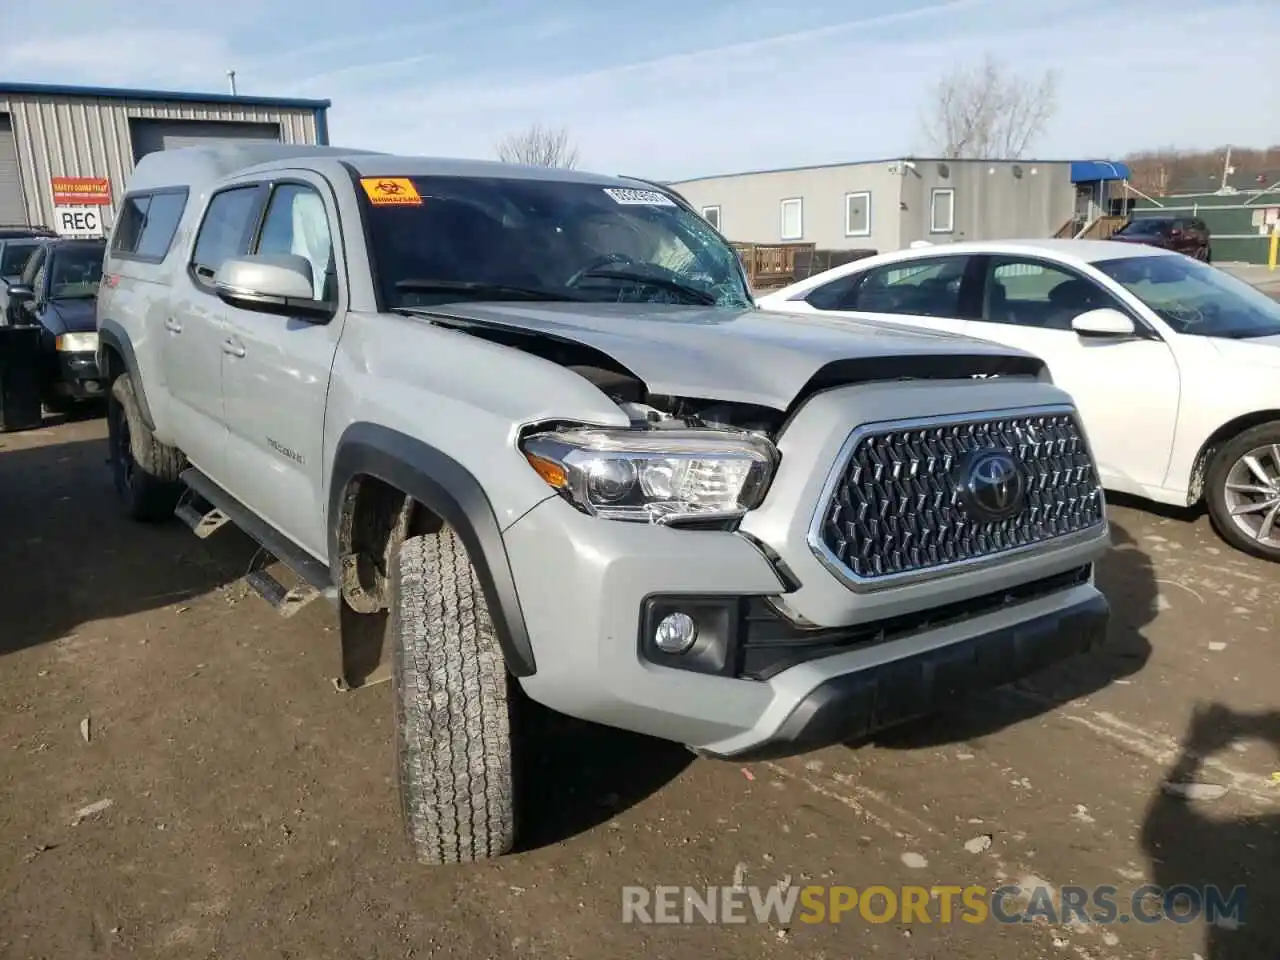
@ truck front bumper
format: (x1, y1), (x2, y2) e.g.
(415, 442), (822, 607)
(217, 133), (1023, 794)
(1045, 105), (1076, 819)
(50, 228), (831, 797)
(503, 495), (1110, 759)
(702, 590), (1107, 760)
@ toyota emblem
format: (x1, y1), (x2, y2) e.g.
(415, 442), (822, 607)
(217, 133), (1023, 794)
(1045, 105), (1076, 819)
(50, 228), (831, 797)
(955, 449), (1026, 522)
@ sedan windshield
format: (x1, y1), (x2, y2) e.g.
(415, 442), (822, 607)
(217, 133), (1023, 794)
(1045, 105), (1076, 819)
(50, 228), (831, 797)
(362, 176), (752, 310)
(1115, 219), (1168, 237)
(1092, 254), (1280, 339)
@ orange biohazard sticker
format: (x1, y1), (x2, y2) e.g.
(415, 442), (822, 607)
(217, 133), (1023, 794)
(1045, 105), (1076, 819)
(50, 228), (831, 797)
(360, 177), (423, 205)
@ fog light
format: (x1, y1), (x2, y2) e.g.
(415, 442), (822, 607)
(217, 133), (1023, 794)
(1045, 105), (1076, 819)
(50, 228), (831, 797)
(654, 612), (698, 654)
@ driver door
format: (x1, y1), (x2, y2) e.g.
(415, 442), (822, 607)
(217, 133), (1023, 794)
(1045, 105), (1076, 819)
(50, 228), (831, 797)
(8, 244), (47, 325)
(965, 255), (1180, 497)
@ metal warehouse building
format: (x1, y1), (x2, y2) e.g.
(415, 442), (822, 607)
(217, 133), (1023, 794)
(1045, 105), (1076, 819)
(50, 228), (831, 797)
(0, 81), (330, 234)
(670, 157), (1132, 252)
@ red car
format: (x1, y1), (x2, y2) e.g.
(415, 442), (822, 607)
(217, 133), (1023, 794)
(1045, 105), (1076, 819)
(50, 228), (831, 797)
(1110, 216), (1211, 262)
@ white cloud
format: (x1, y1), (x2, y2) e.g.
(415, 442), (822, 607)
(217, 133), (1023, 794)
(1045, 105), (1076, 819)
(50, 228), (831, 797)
(0, 0), (1276, 180)
(318, 0), (1279, 179)
(0, 28), (237, 88)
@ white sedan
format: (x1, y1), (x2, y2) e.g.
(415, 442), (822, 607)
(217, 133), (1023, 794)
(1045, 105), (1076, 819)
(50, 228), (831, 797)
(756, 239), (1280, 562)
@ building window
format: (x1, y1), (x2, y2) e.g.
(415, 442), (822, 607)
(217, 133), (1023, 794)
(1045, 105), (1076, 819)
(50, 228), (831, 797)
(700, 205), (721, 231)
(780, 197), (803, 240)
(930, 188), (955, 234)
(844, 191), (871, 237)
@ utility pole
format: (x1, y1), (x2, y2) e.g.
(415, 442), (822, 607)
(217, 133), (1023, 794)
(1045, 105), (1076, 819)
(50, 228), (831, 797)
(227, 70), (238, 96)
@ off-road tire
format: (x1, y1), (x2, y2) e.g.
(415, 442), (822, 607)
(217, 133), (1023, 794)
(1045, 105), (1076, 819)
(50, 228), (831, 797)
(107, 373), (183, 522)
(391, 526), (518, 864)
(1205, 421), (1280, 563)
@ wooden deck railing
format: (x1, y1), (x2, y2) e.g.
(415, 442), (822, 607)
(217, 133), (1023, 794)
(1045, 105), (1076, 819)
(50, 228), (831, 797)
(731, 242), (817, 290)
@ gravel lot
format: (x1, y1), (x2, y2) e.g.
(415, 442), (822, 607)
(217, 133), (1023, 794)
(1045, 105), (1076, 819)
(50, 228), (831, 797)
(2, 414), (1277, 960)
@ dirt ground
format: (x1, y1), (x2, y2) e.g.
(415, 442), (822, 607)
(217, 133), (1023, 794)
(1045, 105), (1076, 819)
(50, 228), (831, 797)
(2, 413), (1278, 960)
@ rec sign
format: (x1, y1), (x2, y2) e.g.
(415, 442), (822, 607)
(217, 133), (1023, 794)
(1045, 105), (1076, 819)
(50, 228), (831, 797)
(51, 176), (112, 206)
(53, 205), (105, 238)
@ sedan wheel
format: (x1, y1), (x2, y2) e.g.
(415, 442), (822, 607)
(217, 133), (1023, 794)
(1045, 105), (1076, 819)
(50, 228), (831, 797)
(1223, 446), (1280, 545)
(1207, 425), (1280, 561)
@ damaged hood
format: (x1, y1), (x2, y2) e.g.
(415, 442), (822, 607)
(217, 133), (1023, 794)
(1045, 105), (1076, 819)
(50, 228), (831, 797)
(421, 302), (1039, 410)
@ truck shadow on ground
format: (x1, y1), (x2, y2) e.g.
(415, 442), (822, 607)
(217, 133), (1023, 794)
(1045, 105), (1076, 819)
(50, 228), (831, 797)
(1141, 704), (1280, 959)
(512, 695), (695, 853)
(0, 431), (696, 852)
(0, 434), (258, 659)
(866, 519), (1155, 750)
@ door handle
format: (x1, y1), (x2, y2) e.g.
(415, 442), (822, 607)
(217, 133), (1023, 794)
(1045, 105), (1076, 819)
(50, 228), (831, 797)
(164, 317), (182, 333)
(221, 338), (246, 358)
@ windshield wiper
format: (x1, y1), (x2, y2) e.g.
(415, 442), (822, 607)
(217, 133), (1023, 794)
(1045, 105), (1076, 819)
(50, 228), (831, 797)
(394, 279), (586, 302)
(574, 268), (718, 305)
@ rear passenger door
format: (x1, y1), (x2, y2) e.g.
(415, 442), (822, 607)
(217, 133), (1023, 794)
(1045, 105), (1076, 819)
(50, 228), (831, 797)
(795, 255), (976, 339)
(219, 174), (345, 560)
(166, 183), (267, 485)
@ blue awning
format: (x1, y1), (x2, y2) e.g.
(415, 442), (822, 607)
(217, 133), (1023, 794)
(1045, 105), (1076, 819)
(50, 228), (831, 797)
(1070, 160), (1132, 183)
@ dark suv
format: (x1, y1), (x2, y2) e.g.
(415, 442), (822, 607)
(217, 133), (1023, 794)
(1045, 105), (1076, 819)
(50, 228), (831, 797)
(5, 237), (107, 410)
(1110, 216), (1211, 261)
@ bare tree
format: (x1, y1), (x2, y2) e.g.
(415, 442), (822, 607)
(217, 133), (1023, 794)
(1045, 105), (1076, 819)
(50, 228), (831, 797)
(918, 54), (1059, 160)
(495, 123), (580, 169)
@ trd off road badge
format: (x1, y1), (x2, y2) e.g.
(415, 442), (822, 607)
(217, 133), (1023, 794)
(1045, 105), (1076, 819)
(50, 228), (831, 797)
(360, 177), (423, 205)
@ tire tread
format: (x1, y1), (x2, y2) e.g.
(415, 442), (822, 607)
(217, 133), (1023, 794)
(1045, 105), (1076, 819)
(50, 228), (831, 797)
(392, 527), (515, 864)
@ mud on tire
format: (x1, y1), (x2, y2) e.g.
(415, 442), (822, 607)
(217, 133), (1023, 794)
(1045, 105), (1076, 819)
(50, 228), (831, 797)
(391, 526), (518, 864)
(107, 373), (184, 522)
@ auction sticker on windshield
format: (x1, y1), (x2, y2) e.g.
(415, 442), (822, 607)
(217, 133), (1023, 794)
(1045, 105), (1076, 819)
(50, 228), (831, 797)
(360, 178), (423, 206)
(603, 188), (676, 207)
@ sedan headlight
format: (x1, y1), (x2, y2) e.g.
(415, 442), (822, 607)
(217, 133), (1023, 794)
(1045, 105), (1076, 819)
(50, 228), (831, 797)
(521, 427), (777, 524)
(55, 331), (98, 352)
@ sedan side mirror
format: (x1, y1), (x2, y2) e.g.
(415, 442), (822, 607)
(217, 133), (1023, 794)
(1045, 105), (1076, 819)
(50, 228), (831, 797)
(1072, 307), (1136, 338)
(213, 254), (332, 320)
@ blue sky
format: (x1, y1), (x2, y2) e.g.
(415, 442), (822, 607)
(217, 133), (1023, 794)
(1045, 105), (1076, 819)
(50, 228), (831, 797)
(1, 0), (1277, 180)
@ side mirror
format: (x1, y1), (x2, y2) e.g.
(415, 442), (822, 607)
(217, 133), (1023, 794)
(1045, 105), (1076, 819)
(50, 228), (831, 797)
(213, 254), (331, 319)
(7, 283), (34, 303)
(1072, 307), (1136, 338)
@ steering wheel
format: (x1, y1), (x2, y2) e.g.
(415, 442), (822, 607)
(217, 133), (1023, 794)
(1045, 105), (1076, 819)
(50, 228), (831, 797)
(566, 253), (636, 288)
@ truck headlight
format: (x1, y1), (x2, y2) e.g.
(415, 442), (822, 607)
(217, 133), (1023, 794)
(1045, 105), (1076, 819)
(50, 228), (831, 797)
(521, 427), (777, 524)
(55, 332), (98, 352)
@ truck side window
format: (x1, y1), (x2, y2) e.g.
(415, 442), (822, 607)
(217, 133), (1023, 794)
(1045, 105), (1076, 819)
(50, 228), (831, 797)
(255, 183), (335, 302)
(191, 186), (262, 282)
(113, 195), (150, 254)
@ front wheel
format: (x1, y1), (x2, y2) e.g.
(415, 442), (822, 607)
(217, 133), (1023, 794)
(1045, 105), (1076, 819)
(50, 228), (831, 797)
(1205, 423), (1280, 562)
(391, 526), (520, 864)
(107, 374), (183, 522)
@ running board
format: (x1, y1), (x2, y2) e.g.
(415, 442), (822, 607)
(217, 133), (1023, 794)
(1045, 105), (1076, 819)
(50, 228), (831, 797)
(244, 567), (322, 619)
(175, 502), (230, 539)
(179, 468), (339, 614)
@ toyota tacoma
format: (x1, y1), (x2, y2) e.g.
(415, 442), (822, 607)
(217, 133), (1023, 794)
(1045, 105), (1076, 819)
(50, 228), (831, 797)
(96, 144), (1111, 865)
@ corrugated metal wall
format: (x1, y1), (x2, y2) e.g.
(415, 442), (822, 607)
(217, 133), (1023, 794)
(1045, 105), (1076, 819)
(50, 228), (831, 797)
(0, 93), (319, 229)
(0, 115), (25, 224)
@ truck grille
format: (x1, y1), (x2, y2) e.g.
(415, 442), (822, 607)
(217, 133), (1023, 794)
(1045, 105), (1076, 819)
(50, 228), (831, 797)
(813, 410), (1104, 582)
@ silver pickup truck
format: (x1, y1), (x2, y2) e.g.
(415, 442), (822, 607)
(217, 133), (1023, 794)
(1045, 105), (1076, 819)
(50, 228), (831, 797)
(96, 143), (1111, 865)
